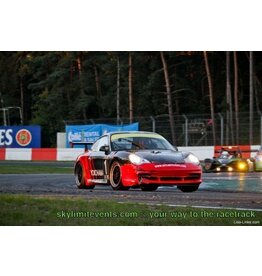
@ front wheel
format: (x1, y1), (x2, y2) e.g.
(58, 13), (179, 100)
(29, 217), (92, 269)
(177, 185), (199, 193)
(109, 161), (129, 190)
(75, 162), (95, 189)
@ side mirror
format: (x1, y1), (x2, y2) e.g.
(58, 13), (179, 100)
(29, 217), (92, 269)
(99, 145), (110, 154)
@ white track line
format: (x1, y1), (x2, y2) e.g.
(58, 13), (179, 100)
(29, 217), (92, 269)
(118, 201), (262, 212)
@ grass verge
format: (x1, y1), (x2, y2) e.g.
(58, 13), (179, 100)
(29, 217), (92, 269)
(0, 165), (72, 174)
(0, 194), (261, 226)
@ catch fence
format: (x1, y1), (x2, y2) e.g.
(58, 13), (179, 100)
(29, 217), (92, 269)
(65, 112), (262, 146)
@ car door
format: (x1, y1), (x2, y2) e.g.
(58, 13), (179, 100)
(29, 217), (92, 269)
(88, 135), (109, 183)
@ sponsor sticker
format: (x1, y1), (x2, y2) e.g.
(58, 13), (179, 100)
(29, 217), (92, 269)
(154, 164), (186, 168)
(15, 129), (32, 146)
(90, 170), (104, 176)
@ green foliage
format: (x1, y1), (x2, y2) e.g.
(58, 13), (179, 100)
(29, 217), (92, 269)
(0, 51), (261, 146)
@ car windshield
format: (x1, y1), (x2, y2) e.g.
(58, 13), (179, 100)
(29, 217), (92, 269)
(110, 133), (175, 151)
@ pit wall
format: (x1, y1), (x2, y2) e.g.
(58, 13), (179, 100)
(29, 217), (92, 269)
(0, 146), (260, 161)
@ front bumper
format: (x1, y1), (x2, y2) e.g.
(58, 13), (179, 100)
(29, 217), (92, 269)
(121, 163), (202, 186)
(213, 163), (249, 172)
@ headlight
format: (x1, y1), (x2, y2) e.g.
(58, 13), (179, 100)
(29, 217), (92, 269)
(185, 153), (200, 165)
(129, 153), (149, 165)
(238, 162), (247, 170)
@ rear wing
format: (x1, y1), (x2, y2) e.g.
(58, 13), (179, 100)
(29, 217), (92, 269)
(70, 141), (94, 152)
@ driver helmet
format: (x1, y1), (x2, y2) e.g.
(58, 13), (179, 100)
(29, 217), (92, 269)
(221, 151), (229, 158)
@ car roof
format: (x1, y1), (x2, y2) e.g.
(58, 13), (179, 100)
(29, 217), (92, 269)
(107, 131), (159, 136)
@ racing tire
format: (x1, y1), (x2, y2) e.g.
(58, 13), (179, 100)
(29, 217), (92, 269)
(75, 162), (95, 189)
(177, 185), (199, 193)
(140, 184), (158, 191)
(109, 161), (129, 190)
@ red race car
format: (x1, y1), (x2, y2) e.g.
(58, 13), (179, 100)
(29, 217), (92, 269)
(74, 131), (202, 192)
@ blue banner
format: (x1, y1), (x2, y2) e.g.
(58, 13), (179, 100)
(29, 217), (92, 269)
(66, 123), (139, 148)
(0, 125), (41, 148)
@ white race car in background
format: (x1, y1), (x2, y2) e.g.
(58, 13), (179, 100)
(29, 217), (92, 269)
(252, 146), (262, 172)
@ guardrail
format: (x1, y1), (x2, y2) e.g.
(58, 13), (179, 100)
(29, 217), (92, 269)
(0, 146), (260, 161)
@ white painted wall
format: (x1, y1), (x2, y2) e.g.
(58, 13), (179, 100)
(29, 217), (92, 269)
(5, 148), (32, 160)
(57, 132), (66, 148)
(179, 146), (214, 161)
(57, 148), (85, 161)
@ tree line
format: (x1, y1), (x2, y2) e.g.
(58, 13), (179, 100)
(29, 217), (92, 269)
(0, 51), (261, 146)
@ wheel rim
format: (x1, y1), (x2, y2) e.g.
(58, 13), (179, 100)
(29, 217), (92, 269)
(110, 163), (121, 187)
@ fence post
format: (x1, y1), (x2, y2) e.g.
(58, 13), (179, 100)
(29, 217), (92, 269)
(150, 116), (156, 132)
(182, 114), (188, 146)
(0, 108), (7, 126)
(218, 113), (224, 145)
(261, 114), (262, 145)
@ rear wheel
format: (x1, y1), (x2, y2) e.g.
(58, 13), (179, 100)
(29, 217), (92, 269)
(140, 184), (158, 191)
(109, 161), (129, 190)
(75, 162), (95, 189)
(177, 185), (199, 193)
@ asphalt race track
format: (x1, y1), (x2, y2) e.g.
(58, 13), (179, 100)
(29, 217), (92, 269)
(0, 162), (261, 210)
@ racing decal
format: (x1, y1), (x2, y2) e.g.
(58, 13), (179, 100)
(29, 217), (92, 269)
(154, 164), (187, 168)
(16, 129), (32, 146)
(90, 170), (104, 176)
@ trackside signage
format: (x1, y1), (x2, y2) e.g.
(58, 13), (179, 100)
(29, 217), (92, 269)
(66, 123), (139, 148)
(0, 126), (41, 148)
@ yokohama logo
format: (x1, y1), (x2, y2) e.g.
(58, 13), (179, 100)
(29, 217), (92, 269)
(15, 129), (32, 146)
(90, 170), (104, 176)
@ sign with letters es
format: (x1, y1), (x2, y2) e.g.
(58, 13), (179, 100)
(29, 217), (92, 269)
(0, 126), (41, 148)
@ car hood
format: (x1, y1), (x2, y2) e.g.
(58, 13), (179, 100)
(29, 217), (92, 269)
(218, 158), (230, 165)
(134, 150), (185, 164)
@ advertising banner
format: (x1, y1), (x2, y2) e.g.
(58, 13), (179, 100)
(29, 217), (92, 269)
(66, 123), (139, 148)
(0, 126), (41, 148)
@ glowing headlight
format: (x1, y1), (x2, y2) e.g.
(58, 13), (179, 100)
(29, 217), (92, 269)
(129, 153), (149, 165)
(228, 167), (233, 172)
(185, 153), (200, 165)
(238, 162), (246, 170)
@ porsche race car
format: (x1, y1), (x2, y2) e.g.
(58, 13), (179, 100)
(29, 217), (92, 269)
(203, 146), (249, 172)
(74, 131), (202, 192)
